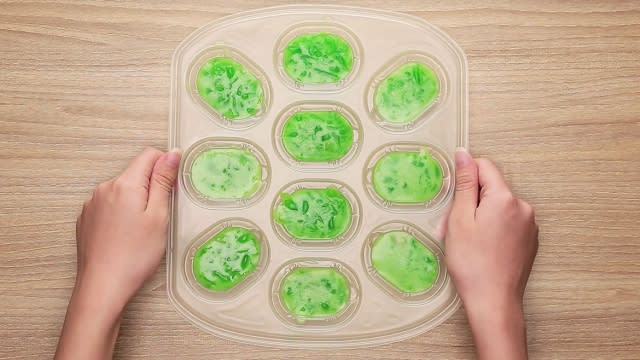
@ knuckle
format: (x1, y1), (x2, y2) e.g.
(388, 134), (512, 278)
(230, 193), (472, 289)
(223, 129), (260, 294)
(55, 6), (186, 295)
(113, 177), (126, 189)
(93, 181), (110, 196)
(496, 192), (518, 213)
(520, 201), (535, 219)
(113, 177), (135, 191)
(455, 171), (476, 192)
(502, 192), (518, 207)
(96, 181), (109, 192)
(153, 171), (175, 192)
(456, 174), (473, 188)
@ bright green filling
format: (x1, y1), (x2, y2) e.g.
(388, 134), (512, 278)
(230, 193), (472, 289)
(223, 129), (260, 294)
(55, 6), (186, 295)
(374, 62), (439, 124)
(192, 227), (261, 291)
(196, 57), (263, 120)
(190, 148), (262, 200)
(280, 267), (350, 317)
(282, 111), (354, 162)
(371, 231), (439, 293)
(372, 150), (443, 203)
(283, 32), (354, 84)
(273, 187), (352, 239)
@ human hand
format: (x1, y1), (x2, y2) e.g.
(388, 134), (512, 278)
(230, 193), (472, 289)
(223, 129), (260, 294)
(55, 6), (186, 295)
(56, 148), (181, 360)
(445, 149), (538, 360)
(75, 147), (181, 307)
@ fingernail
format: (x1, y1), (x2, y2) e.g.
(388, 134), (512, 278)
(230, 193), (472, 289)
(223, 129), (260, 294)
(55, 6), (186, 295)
(165, 148), (182, 168)
(455, 147), (472, 167)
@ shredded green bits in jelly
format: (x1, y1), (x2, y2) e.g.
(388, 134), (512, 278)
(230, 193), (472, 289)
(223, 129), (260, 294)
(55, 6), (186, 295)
(190, 148), (262, 200)
(372, 150), (443, 203)
(374, 62), (439, 124)
(274, 187), (352, 239)
(282, 111), (354, 162)
(196, 57), (263, 120)
(280, 267), (350, 317)
(192, 227), (261, 291)
(283, 33), (354, 84)
(371, 231), (439, 293)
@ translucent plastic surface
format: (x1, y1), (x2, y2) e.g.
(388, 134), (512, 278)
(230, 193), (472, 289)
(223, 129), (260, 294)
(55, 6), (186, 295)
(169, 5), (468, 349)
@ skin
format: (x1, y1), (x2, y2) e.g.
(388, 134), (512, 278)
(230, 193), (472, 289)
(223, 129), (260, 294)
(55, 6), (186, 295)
(446, 149), (539, 360)
(55, 148), (537, 359)
(55, 148), (181, 360)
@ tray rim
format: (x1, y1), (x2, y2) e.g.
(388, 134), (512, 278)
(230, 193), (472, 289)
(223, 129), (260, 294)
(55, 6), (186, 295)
(167, 4), (468, 349)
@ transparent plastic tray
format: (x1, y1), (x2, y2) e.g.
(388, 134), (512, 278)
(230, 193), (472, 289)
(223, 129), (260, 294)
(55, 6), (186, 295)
(168, 4), (468, 349)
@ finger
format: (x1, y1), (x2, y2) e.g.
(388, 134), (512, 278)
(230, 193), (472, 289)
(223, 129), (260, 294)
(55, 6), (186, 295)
(147, 149), (182, 218)
(435, 210), (450, 239)
(119, 147), (164, 186)
(450, 148), (479, 221)
(476, 158), (510, 198)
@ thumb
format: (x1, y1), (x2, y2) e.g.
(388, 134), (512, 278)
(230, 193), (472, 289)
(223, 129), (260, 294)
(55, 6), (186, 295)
(147, 149), (181, 218)
(450, 148), (479, 222)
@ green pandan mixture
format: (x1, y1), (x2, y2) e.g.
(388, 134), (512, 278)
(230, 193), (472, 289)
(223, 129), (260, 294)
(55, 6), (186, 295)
(192, 227), (261, 291)
(283, 33), (354, 84)
(371, 231), (439, 293)
(374, 62), (439, 124)
(372, 150), (443, 203)
(196, 57), (263, 120)
(281, 111), (354, 162)
(280, 267), (350, 317)
(190, 148), (262, 200)
(273, 187), (352, 240)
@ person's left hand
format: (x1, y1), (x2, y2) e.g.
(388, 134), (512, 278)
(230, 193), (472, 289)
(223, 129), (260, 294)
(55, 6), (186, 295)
(74, 148), (181, 307)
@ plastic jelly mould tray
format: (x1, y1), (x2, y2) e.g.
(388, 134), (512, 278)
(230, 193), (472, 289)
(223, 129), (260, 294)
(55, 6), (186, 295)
(168, 5), (468, 349)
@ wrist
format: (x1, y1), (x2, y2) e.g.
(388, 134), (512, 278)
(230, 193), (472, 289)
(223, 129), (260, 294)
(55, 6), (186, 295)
(462, 293), (528, 360)
(72, 269), (131, 318)
(56, 273), (126, 360)
(463, 291), (523, 325)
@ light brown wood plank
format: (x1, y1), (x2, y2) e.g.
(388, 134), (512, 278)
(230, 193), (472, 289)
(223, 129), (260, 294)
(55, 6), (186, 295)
(1, 0), (639, 359)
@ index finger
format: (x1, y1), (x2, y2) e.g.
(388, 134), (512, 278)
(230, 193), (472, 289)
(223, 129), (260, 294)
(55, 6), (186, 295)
(476, 158), (510, 197)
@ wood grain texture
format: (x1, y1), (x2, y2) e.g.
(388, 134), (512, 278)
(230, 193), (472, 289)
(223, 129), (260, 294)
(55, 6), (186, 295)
(1, 0), (639, 359)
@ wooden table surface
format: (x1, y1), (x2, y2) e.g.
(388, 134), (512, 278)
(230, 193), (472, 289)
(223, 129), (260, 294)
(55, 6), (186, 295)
(1, 1), (639, 359)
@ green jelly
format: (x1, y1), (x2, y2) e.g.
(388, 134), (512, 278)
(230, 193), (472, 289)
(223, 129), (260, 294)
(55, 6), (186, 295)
(190, 148), (262, 200)
(196, 57), (263, 120)
(273, 187), (352, 240)
(281, 111), (354, 162)
(371, 231), (439, 293)
(280, 267), (350, 317)
(192, 227), (261, 291)
(374, 62), (439, 124)
(283, 32), (354, 84)
(372, 150), (443, 203)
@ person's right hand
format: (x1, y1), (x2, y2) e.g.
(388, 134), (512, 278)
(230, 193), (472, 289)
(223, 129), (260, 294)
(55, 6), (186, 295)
(445, 149), (538, 360)
(56, 148), (181, 360)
